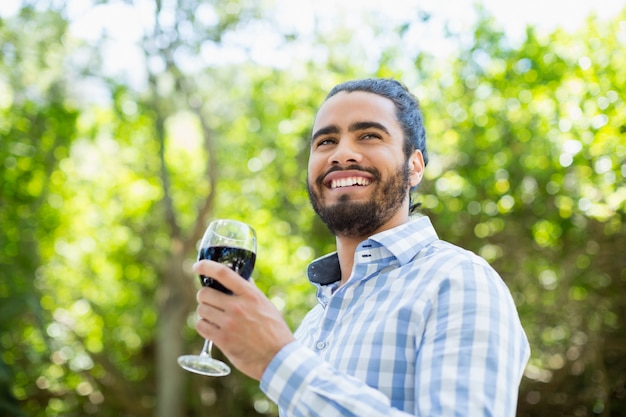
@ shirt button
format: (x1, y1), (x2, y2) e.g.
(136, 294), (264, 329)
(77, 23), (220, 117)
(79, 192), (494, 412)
(315, 341), (326, 350)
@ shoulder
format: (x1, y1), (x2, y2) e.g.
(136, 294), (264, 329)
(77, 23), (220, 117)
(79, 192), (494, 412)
(409, 239), (515, 307)
(412, 238), (497, 280)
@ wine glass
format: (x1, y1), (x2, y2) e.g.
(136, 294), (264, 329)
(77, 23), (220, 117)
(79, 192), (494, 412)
(178, 219), (257, 376)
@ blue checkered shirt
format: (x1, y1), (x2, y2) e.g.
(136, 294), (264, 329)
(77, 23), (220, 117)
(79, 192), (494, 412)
(260, 216), (530, 416)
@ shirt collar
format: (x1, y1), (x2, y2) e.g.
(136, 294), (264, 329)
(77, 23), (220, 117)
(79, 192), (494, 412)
(306, 215), (438, 286)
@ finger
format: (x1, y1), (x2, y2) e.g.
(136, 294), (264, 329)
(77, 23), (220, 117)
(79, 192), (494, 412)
(195, 317), (220, 339)
(193, 260), (252, 295)
(195, 294), (225, 341)
(196, 287), (226, 309)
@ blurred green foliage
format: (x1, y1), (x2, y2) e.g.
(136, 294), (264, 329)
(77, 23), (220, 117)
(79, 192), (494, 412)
(1, 1), (624, 416)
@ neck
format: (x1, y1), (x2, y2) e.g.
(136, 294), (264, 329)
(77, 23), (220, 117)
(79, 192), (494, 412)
(335, 237), (362, 286)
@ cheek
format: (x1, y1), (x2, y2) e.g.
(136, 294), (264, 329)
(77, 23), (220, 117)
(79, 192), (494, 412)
(307, 154), (323, 182)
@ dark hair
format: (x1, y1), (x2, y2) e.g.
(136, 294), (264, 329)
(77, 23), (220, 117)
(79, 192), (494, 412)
(325, 78), (429, 166)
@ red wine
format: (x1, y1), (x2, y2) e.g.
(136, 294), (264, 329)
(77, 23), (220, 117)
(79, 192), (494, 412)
(198, 246), (256, 294)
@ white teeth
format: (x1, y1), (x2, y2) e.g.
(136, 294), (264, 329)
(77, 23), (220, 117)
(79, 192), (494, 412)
(330, 177), (371, 189)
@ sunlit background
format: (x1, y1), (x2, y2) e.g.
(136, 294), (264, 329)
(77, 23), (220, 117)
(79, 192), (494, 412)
(1, 0), (621, 94)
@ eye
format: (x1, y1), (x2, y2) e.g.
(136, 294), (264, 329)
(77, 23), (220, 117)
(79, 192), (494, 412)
(360, 132), (382, 141)
(315, 137), (337, 147)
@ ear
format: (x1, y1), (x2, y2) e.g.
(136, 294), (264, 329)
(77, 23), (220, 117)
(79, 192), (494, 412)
(408, 150), (425, 187)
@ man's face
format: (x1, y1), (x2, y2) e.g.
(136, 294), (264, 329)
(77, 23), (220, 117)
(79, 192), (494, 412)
(307, 91), (423, 238)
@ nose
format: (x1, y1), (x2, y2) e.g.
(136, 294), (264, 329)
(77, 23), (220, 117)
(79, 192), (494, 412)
(328, 139), (362, 166)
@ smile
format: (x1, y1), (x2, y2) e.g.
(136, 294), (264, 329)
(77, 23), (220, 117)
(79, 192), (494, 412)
(330, 176), (372, 189)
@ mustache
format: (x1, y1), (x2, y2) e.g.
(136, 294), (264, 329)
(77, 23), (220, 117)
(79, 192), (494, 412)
(314, 164), (381, 186)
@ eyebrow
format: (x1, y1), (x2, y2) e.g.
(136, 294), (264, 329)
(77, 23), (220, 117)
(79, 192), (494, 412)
(311, 121), (391, 142)
(311, 125), (340, 142)
(349, 121), (390, 135)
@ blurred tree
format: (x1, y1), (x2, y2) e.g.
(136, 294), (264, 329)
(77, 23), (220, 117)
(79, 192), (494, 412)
(0, 6), (80, 417)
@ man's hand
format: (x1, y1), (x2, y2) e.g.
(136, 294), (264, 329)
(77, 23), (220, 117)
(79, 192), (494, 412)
(193, 260), (296, 380)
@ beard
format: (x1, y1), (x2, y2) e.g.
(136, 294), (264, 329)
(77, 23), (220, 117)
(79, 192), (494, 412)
(307, 163), (411, 238)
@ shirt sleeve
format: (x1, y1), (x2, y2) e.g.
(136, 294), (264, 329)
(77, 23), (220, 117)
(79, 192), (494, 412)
(413, 259), (530, 416)
(260, 341), (416, 417)
(260, 259), (530, 417)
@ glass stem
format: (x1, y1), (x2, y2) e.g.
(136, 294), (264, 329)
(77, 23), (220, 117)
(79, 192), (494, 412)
(200, 339), (213, 358)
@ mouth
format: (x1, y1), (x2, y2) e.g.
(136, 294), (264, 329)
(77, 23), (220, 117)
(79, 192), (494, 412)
(322, 169), (375, 190)
(328, 176), (372, 189)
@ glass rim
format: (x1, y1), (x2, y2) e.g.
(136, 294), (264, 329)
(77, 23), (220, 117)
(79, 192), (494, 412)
(200, 219), (256, 250)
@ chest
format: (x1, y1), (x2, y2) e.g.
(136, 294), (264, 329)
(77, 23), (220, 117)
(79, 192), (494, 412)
(299, 271), (431, 378)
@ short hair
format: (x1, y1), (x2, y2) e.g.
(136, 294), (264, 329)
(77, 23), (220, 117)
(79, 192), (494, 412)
(325, 78), (429, 166)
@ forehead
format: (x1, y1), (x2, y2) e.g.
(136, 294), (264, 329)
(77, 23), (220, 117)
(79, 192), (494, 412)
(313, 91), (399, 131)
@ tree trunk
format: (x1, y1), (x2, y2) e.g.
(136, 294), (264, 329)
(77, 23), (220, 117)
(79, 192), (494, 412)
(156, 247), (195, 417)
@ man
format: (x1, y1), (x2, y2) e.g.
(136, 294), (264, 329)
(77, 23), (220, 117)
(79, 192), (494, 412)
(193, 78), (530, 416)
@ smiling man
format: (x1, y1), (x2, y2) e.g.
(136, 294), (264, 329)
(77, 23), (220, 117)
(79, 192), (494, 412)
(306, 86), (425, 281)
(192, 78), (530, 417)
